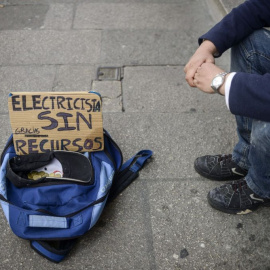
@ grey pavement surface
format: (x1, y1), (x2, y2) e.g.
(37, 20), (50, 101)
(1, 0), (269, 270)
(218, 0), (244, 13)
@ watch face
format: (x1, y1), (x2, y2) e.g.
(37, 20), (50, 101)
(213, 76), (223, 87)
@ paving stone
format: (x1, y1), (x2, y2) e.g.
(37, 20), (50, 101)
(219, 0), (245, 13)
(53, 65), (96, 92)
(102, 111), (238, 180)
(147, 179), (270, 270)
(74, 2), (210, 30)
(100, 26), (231, 67)
(101, 30), (198, 66)
(0, 4), (49, 30)
(0, 224), (33, 269)
(122, 66), (229, 113)
(0, 115), (12, 152)
(42, 4), (74, 30)
(0, 65), (56, 114)
(96, 2), (215, 66)
(92, 81), (122, 112)
(0, 30), (101, 65)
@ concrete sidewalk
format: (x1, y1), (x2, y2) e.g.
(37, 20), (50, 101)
(1, 0), (269, 269)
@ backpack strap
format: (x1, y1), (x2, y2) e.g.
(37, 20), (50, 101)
(107, 150), (153, 203)
(30, 239), (77, 263)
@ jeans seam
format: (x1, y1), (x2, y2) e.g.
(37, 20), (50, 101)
(240, 43), (250, 59)
(241, 145), (250, 170)
(253, 52), (270, 62)
(242, 48), (270, 74)
(240, 43), (252, 73)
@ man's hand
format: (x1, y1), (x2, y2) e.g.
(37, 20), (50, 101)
(184, 40), (217, 87)
(193, 62), (227, 95)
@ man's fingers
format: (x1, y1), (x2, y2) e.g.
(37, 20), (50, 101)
(185, 77), (195, 87)
(184, 58), (206, 87)
(193, 69), (201, 87)
(184, 63), (192, 74)
(185, 71), (196, 87)
(185, 63), (201, 86)
(205, 58), (215, 64)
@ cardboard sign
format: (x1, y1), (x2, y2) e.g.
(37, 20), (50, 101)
(8, 92), (104, 155)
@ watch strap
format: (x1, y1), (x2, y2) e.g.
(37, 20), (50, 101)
(211, 72), (228, 95)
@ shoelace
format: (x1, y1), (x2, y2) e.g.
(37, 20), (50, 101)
(232, 180), (247, 192)
(218, 154), (232, 164)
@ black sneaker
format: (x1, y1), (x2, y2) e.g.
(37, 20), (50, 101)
(208, 179), (270, 214)
(194, 154), (247, 181)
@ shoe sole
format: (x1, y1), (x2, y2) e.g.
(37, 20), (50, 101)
(207, 193), (270, 214)
(194, 161), (245, 181)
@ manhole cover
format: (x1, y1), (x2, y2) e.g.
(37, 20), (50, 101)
(97, 67), (123, 81)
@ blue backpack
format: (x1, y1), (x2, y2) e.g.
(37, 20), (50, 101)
(0, 130), (152, 263)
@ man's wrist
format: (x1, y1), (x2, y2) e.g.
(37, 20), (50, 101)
(200, 39), (218, 55)
(224, 72), (237, 110)
(218, 73), (230, 95)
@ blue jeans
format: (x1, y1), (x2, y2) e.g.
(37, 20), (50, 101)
(231, 28), (270, 198)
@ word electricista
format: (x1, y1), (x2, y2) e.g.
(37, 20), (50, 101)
(11, 94), (101, 112)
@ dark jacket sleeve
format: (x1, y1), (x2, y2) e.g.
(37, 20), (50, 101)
(229, 73), (270, 122)
(199, 0), (270, 56)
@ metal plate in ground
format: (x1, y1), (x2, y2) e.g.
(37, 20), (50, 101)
(97, 67), (123, 81)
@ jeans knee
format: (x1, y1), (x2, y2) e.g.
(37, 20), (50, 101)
(250, 120), (270, 152)
(231, 29), (270, 74)
(230, 40), (250, 73)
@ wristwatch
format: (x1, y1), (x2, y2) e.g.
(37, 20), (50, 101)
(211, 72), (228, 95)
